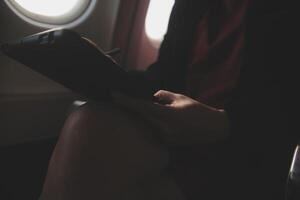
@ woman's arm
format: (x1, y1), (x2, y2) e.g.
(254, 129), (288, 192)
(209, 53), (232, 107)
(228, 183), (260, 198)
(113, 90), (229, 146)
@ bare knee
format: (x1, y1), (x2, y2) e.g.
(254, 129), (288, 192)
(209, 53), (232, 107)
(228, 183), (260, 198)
(55, 101), (169, 169)
(41, 101), (170, 199)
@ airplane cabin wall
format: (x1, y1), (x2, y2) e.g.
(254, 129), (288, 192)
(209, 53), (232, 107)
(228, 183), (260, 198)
(113, 0), (162, 71)
(124, 0), (160, 71)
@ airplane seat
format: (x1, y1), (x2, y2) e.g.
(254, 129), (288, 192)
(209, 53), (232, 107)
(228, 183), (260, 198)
(0, 138), (58, 200)
(0, 100), (83, 200)
(285, 143), (300, 200)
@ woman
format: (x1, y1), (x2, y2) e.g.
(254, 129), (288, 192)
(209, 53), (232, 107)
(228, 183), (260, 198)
(39, 0), (298, 199)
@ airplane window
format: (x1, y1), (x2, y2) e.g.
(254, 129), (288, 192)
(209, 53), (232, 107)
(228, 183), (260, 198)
(4, 0), (96, 28)
(145, 0), (175, 42)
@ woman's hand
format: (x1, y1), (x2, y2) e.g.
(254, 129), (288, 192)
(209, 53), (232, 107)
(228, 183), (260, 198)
(113, 90), (229, 146)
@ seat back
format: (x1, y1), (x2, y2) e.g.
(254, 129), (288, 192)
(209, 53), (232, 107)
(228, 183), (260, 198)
(286, 144), (300, 200)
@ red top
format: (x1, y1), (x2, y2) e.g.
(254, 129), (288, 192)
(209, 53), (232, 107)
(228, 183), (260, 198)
(186, 0), (250, 108)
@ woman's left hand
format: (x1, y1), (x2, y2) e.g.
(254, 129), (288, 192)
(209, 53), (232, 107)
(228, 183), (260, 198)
(113, 90), (229, 146)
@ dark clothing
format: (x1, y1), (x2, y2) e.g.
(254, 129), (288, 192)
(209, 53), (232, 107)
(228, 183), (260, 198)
(186, 0), (248, 108)
(146, 0), (299, 200)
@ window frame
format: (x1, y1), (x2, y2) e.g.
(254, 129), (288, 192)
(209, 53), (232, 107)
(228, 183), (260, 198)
(4, 0), (97, 28)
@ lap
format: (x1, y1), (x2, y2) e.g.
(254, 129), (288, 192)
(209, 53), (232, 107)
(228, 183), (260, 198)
(40, 102), (187, 200)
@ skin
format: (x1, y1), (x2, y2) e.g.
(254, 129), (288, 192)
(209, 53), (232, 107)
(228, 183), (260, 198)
(39, 90), (229, 200)
(113, 90), (229, 146)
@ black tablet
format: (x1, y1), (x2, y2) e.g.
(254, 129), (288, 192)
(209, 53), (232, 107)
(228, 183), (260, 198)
(1, 29), (157, 100)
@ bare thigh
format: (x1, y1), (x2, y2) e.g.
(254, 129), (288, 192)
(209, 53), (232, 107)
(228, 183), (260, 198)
(40, 102), (187, 200)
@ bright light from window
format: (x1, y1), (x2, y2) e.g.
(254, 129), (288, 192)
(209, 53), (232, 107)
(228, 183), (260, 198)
(5, 0), (96, 28)
(13, 0), (82, 17)
(145, 0), (175, 41)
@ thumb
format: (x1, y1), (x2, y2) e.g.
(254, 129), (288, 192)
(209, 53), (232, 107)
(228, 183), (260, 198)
(154, 90), (178, 105)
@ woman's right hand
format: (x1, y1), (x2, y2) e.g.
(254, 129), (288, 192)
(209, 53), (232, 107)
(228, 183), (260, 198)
(113, 90), (229, 146)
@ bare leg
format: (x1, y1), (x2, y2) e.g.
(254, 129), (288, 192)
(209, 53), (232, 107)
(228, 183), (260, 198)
(39, 102), (186, 200)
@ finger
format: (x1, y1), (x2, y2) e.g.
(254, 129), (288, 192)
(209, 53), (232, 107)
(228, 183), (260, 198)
(154, 90), (178, 104)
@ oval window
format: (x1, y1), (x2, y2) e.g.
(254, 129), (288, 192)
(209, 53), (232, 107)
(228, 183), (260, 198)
(4, 0), (97, 28)
(145, 0), (175, 42)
